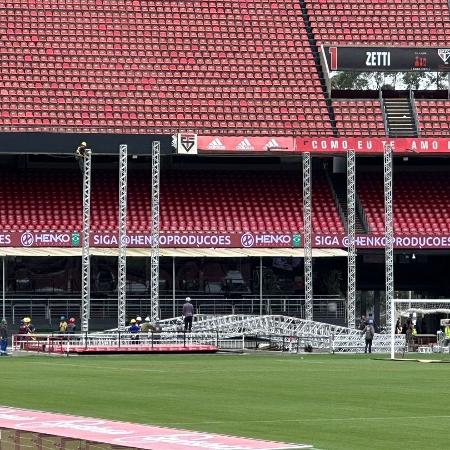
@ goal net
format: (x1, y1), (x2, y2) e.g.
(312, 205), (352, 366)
(390, 299), (450, 359)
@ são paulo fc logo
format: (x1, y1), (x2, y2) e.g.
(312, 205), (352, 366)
(240, 232), (255, 248)
(438, 48), (450, 64)
(21, 232), (34, 247)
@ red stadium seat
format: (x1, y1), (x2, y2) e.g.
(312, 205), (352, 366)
(416, 101), (450, 137)
(0, 170), (345, 234)
(358, 172), (450, 235)
(307, 0), (450, 47)
(0, 0), (333, 136)
(333, 100), (386, 137)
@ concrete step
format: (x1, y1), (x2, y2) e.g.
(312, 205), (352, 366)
(383, 97), (418, 138)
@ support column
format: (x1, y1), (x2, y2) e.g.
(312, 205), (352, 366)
(303, 152), (313, 321)
(81, 149), (92, 333)
(259, 256), (263, 315)
(117, 144), (128, 331)
(172, 257), (176, 317)
(384, 144), (394, 329)
(150, 141), (161, 321)
(2, 256), (5, 320)
(346, 149), (356, 328)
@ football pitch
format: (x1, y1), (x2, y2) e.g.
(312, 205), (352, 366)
(1, 353), (449, 450)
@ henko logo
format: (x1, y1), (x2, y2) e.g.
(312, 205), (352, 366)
(292, 233), (302, 247)
(71, 232), (80, 246)
(240, 232), (255, 248)
(21, 232), (34, 247)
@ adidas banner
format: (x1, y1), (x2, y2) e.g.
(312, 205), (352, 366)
(323, 45), (450, 72)
(198, 136), (450, 154)
(197, 136), (295, 153)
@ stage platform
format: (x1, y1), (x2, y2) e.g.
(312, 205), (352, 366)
(16, 342), (218, 355)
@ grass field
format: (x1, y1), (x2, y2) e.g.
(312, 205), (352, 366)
(1, 352), (449, 450)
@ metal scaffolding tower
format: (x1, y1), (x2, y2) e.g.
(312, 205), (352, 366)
(81, 149), (92, 333)
(384, 144), (394, 329)
(150, 141), (161, 321)
(303, 152), (313, 321)
(117, 144), (128, 331)
(346, 149), (356, 328)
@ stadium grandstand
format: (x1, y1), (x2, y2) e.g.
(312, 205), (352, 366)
(1, 0), (450, 339)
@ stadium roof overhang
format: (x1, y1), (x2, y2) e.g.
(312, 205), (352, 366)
(0, 248), (347, 258)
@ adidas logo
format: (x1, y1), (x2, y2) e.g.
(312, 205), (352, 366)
(235, 138), (254, 150)
(207, 138), (226, 150)
(264, 139), (280, 150)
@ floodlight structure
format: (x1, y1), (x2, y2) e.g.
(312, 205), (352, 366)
(117, 144), (128, 331)
(81, 148), (92, 333)
(150, 141), (161, 321)
(384, 144), (394, 330)
(303, 152), (313, 321)
(346, 149), (356, 328)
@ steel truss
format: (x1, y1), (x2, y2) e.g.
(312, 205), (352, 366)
(346, 149), (356, 328)
(160, 314), (362, 338)
(384, 144), (394, 329)
(302, 152), (313, 321)
(150, 141), (161, 321)
(118, 144), (128, 331)
(81, 149), (92, 332)
(158, 314), (403, 353)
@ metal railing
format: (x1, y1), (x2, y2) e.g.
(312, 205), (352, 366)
(355, 191), (371, 233)
(409, 89), (420, 137)
(5, 296), (346, 324)
(12, 331), (228, 354)
(379, 89), (390, 136)
(11, 329), (407, 355)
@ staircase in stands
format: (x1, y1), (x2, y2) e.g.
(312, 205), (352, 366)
(328, 173), (368, 233)
(382, 96), (419, 137)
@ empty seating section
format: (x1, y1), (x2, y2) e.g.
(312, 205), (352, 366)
(0, 0), (332, 136)
(358, 173), (450, 234)
(333, 100), (386, 136)
(415, 101), (450, 136)
(0, 171), (82, 231)
(159, 171), (343, 233)
(2, 169), (449, 236)
(307, 0), (450, 46)
(0, 171), (344, 234)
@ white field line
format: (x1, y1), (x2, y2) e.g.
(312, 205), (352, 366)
(24, 361), (287, 374)
(23, 361), (169, 373)
(153, 415), (450, 426)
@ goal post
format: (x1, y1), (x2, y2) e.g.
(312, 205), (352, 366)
(390, 298), (450, 359)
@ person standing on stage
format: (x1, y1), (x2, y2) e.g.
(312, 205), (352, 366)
(182, 297), (194, 332)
